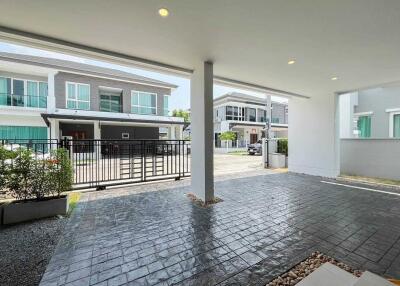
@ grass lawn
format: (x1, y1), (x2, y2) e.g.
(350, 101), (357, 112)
(68, 192), (81, 216)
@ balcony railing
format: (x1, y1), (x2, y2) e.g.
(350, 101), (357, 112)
(0, 93), (47, 108)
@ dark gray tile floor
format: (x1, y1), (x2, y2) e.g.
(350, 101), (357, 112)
(40, 173), (400, 286)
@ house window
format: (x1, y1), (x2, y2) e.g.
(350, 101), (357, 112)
(66, 82), (90, 110)
(100, 94), (121, 113)
(394, 114), (400, 138)
(163, 95), (169, 116)
(27, 81), (48, 108)
(225, 106), (245, 121)
(357, 115), (371, 138)
(0, 77), (47, 108)
(247, 108), (256, 122)
(131, 91), (157, 115)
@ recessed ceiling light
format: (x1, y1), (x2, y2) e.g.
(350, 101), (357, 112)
(288, 60), (296, 65)
(331, 76), (338, 81)
(158, 8), (169, 17)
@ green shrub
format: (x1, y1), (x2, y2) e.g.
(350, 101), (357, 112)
(219, 131), (237, 141)
(5, 147), (73, 201)
(7, 149), (35, 200)
(277, 139), (288, 156)
(52, 148), (73, 196)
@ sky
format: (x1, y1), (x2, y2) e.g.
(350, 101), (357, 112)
(0, 42), (287, 111)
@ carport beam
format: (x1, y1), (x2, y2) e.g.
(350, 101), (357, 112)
(190, 61), (214, 202)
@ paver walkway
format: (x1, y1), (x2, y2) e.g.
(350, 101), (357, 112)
(40, 173), (400, 286)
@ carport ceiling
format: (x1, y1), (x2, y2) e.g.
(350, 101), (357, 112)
(1, 0), (400, 97)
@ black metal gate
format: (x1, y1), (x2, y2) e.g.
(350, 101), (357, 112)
(1, 139), (191, 190)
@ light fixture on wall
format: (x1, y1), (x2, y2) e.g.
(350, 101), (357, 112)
(331, 76), (338, 81)
(158, 8), (169, 17)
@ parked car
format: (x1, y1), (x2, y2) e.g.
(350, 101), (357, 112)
(247, 140), (262, 155)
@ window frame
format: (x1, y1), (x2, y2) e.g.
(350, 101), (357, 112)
(0, 76), (47, 108)
(65, 81), (90, 110)
(386, 108), (400, 138)
(163, 95), (169, 116)
(130, 90), (157, 115)
(99, 93), (122, 113)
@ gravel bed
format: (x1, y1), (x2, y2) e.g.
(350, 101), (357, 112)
(266, 251), (363, 286)
(0, 216), (67, 286)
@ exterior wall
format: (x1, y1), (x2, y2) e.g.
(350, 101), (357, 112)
(289, 94), (339, 178)
(100, 125), (158, 139)
(354, 86), (400, 138)
(0, 71), (47, 83)
(341, 139), (400, 180)
(54, 72), (171, 115)
(339, 92), (358, 138)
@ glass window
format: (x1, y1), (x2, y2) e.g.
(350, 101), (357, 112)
(100, 94), (121, 113)
(0, 126), (47, 140)
(163, 95), (169, 116)
(394, 114), (400, 138)
(66, 82), (90, 110)
(247, 108), (256, 122)
(357, 116), (371, 138)
(0, 77), (10, 106)
(131, 91), (157, 115)
(225, 106), (245, 121)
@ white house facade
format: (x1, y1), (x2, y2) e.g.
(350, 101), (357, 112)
(213, 92), (288, 147)
(0, 52), (184, 142)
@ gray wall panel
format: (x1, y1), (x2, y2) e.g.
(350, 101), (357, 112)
(54, 72), (171, 114)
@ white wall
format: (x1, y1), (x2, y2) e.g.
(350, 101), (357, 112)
(341, 139), (400, 180)
(288, 94), (340, 178)
(339, 92), (358, 138)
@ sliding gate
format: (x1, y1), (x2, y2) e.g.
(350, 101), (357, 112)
(66, 139), (191, 189)
(1, 139), (191, 190)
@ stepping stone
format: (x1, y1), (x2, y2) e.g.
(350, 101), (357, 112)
(354, 271), (395, 286)
(297, 263), (357, 286)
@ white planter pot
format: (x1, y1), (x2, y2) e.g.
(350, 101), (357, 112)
(2, 195), (69, 225)
(269, 153), (286, 168)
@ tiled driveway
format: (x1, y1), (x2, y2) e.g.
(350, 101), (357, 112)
(40, 173), (400, 286)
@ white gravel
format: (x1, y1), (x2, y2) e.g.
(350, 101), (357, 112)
(0, 216), (67, 286)
(266, 252), (363, 286)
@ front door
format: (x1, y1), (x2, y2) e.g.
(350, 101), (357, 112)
(250, 134), (258, 144)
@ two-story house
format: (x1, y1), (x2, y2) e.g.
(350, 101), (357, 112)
(213, 92), (288, 147)
(0, 52), (184, 141)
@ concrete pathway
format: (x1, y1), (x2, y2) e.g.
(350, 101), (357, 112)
(40, 173), (400, 286)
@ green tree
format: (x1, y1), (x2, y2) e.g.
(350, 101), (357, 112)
(219, 131), (236, 141)
(172, 109), (190, 122)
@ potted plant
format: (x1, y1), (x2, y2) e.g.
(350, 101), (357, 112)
(269, 139), (288, 168)
(1, 147), (73, 225)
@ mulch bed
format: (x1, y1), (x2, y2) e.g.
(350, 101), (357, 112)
(266, 251), (363, 286)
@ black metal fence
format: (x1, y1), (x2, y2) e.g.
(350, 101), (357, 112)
(0, 139), (191, 189)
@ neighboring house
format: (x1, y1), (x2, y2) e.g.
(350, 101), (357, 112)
(0, 52), (184, 141)
(340, 85), (400, 139)
(213, 92), (288, 147)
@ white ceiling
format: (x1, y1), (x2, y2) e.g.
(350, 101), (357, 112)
(1, 0), (400, 97)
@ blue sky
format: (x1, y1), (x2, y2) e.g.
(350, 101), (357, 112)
(0, 42), (285, 111)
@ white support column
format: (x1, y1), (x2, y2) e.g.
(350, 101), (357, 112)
(265, 94), (272, 138)
(47, 71), (57, 113)
(49, 119), (60, 140)
(190, 61), (214, 202)
(94, 121), (101, 158)
(177, 125), (183, 140)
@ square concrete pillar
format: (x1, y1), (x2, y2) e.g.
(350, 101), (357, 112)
(190, 61), (214, 202)
(47, 71), (57, 113)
